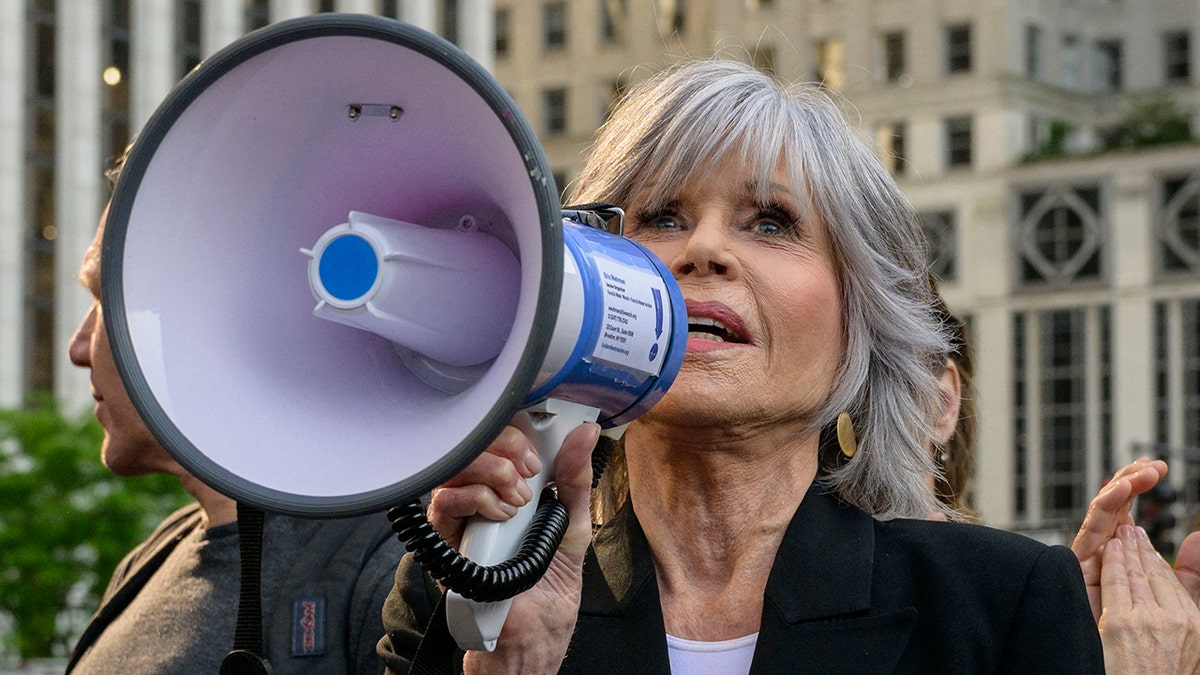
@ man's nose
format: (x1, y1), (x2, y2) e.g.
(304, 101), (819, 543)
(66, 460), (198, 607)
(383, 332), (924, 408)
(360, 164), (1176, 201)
(68, 305), (96, 368)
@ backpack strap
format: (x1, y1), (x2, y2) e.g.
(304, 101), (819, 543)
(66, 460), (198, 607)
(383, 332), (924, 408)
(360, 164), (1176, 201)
(407, 592), (458, 675)
(65, 503), (204, 673)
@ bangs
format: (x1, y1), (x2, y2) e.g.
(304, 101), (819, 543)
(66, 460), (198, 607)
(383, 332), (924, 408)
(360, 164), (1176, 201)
(616, 68), (814, 214)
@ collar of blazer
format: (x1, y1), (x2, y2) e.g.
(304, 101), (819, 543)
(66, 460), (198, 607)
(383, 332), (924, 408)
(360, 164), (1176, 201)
(570, 485), (917, 675)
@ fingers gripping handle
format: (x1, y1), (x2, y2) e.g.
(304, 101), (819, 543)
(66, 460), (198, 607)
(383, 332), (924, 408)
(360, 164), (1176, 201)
(446, 399), (600, 651)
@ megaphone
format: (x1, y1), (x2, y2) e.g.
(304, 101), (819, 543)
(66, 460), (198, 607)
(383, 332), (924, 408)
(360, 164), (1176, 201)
(102, 14), (686, 652)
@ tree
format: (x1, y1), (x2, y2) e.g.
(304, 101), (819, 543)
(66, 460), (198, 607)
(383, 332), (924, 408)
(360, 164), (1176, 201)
(0, 395), (190, 662)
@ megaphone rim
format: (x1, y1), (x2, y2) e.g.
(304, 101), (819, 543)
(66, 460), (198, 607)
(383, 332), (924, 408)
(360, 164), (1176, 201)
(102, 14), (564, 517)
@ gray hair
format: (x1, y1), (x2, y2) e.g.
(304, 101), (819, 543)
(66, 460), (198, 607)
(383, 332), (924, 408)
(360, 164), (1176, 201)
(570, 59), (954, 521)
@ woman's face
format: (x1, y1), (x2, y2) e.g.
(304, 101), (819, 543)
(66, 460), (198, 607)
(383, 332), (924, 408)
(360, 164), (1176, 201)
(624, 155), (845, 431)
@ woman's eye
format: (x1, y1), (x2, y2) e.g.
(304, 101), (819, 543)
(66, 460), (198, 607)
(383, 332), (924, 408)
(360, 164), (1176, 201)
(631, 208), (682, 231)
(751, 207), (797, 237)
(755, 219), (784, 236)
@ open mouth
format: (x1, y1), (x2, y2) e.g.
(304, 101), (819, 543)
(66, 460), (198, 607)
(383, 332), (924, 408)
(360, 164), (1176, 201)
(687, 316), (747, 344)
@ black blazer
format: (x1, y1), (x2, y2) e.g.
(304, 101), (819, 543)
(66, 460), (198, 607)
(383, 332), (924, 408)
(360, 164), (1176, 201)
(380, 485), (1104, 674)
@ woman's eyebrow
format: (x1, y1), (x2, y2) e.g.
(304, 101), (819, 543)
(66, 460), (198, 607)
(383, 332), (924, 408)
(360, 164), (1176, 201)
(742, 180), (794, 196)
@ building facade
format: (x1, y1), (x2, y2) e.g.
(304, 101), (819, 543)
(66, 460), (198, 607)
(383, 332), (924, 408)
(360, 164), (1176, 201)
(432, 0), (1200, 543)
(0, 0), (491, 413)
(3, 0), (1198, 544)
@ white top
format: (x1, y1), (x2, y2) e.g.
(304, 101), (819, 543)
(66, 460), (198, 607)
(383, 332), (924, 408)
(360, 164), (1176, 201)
(666, 632), (759, 674)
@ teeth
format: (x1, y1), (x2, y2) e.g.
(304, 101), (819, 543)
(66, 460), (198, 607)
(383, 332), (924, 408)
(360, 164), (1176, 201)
(687, 315), (733, 343)
(688, 316), (729, 331)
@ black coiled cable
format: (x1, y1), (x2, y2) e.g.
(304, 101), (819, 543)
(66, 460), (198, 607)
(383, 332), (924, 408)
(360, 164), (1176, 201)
(388, 435), (617, 603)
(388, 487), (567, 602)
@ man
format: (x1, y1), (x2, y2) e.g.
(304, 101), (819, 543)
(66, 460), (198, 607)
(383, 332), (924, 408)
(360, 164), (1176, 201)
(65, 197), (402, 674)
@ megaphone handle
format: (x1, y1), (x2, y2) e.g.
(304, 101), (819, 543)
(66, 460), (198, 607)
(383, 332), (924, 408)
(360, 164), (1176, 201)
(446, 398), (600, 652)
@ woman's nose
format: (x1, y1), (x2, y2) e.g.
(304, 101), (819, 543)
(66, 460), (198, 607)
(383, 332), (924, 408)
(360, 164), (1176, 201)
(671, 215), (738, 279)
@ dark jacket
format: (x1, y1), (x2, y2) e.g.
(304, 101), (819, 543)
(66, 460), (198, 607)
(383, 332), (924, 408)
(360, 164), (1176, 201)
(68, 503), (402, 674)
(380, 484), (1104, 674)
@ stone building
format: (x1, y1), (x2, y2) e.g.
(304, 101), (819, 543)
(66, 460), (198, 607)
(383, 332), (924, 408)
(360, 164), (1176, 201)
(2, 0), (1198, 543)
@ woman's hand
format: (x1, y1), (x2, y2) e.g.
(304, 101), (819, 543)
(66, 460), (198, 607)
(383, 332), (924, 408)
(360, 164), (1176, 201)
(427, 425), (546, 547)
(1099, 525), (1200, 674)
(426, 422), (601, 674)
(1177, 531), (1200, 606)
(1072, 458), (1168, 621)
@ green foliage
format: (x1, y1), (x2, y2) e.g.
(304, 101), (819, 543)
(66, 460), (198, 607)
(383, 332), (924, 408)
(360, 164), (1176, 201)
(1023, 119), (1074, 162)
(1023, 96), (1194, 164)
(0, 394), (190, 661)
(1105, 95), (1194, 150)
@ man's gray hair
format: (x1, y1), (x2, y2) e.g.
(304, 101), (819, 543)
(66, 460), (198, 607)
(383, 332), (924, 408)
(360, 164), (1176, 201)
(570, 59), (953, 521)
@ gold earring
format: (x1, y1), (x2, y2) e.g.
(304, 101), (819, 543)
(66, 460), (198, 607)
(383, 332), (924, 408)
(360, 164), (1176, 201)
(837, 412), (857, 459)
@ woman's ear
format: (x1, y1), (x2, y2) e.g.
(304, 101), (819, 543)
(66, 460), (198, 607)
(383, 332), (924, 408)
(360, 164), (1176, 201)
(933, 358), (962, 446)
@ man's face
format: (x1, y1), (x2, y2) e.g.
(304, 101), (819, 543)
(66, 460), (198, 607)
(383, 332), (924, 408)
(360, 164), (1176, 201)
(68, 205), (182, 478)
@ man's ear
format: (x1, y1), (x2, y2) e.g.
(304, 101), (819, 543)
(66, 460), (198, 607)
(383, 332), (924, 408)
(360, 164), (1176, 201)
(933, 358), (962, 446)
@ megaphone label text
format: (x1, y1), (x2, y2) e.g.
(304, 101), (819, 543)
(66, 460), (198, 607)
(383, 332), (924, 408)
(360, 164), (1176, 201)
(591, 258), (671, 377)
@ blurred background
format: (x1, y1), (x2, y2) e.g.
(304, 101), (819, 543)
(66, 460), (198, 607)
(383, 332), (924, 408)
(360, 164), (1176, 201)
(1, 0), (1198, 668)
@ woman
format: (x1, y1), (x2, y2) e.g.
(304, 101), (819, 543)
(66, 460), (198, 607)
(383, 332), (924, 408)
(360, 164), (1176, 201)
(378, 59), (1102, 673)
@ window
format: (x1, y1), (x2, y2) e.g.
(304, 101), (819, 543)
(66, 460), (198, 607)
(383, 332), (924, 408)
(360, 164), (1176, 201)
(1017, 184), (1104, 287)
(245, 0), (270, 31)
(945, 23), (972, 74)
(441, 0), (459, 44)
(543, 87), (567, 135)
(882, 31), (905, 83)
(25, 0), (57, 393)
(1040, 309), (1090, 521)
(671, 0), (686, 35)
(1094, 39), (1122, 92)
(1027, 116), (1048, 155)
(543, 2), (567, 49)
(944, 116), (972, 169)
(1153, 298), (1200, 509)
(1062, 34), (1082, 90)
(103, 0), (131, 163)
(920, 210), (957, 280)
(600, 0), (626, 44)
(875, 121), (906, 176)
(603, 76), (628, 120)
(552, 171), (569, 199)
(1025, 24), (1042, 80)
(654, 0), (686, 39)
(176, 0), (202, 78)
(1184, 302), (1200, 505)
(1155, 302), (1170, 448)
(1164, 31), (1191, 84)
(753, 45), (776, 76)
(815, 37), (845, 90)
(1012, 306), (1113, 527)
(1013, 313), (1028, 519)
(1159, 174), (1200, 276)
(495, 8), (510, 57)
